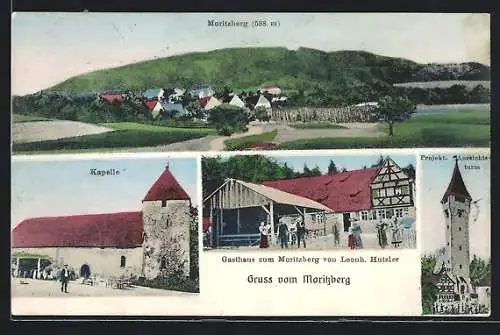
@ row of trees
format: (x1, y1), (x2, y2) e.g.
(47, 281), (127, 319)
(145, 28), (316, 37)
(202, 155), (415, 199)
(394, 84), (490, 106)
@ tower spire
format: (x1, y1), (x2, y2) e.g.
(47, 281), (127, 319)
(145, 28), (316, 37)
(441, 159), (472, 203)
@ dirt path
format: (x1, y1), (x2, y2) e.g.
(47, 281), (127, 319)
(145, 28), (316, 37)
(208, 124), (265, 151)
(11, 278), (197, 297)
(12, 120), (114, 144)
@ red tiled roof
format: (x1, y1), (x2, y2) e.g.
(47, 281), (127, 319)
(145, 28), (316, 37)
(198, 96), (210, 108)
(12, 212), (143, 248)
(262, 168), (379, 212)
(100, 94), (123, 103)
(144, 100), (159, 112)
(441, 160), (472, 203)
(143, 168), (191, 202)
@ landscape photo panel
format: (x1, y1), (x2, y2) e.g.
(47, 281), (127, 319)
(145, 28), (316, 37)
(10, 12), (492, 318)
(12, 12), (490, 154)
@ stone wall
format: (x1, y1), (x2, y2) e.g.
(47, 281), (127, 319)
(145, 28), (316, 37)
(142, 200), (191, 280)
(12, 247), (143, 278)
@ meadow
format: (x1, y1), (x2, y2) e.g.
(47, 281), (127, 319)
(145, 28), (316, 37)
(12, 122), (216, 154)
(278, 108), (490, 149)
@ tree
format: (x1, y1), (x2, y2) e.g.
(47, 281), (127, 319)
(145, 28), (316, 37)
(254, 106), (270, 122)
(207, 104), (250, 136)
(421, 254), (438, 314)
(375, 95), (416, 136)
(189, 206), (199, 282)
(402, 164), (416, 180)
(327, 160), (338, 176)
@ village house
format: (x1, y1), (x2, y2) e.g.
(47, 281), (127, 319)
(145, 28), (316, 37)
(143, 88), (165, 101)
(254, 95), (272, 111)
(144, 100), (164, 118)
(260, 86), (281, 95)
(98, 93), (124, 104)
(204, 96), (222, 111)
(11, 166), (192, 282)
(228, 95), (246, 109)
(189, 86), (214, 99)
(203, 157), (415, 247)
(426, 159), (490, 314)
(163, 102), (188, 118)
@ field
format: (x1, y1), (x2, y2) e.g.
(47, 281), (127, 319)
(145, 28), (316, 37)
(278, 108), (490, 149)
(12, 114), (52, 122)
(224, 129), (278, 151)
(12, 122), (216, 153)
(393, 80), (490, 89)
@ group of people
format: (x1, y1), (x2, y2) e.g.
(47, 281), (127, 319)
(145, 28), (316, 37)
(347, 221), (363, 249)
(259, 218), (307, 249)
(376, 216), (416, 249)
(433, 300), (484, 315)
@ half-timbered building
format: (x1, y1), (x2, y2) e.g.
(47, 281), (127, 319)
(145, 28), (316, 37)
(203, 156), (416, 247)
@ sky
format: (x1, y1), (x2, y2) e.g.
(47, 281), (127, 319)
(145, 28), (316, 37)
(272, 153), (415, 174)
(11, 12), (490, 95)
(11, 157), (199, 228)
(419, 153), (490, 259)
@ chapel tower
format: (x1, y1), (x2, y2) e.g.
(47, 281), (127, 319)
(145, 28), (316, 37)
(440, 159), (472, 287)
(141, 163), (191, 280)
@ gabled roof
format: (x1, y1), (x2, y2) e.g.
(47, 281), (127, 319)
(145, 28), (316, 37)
(143, 89), (164, 99)
(441, 160), (472, 203)
(229, 95), (246, 108)
(198, 96), (211, 108)
(144, 100), (161, 112)
(255, 95), (271, 108)
(12, 212), (143, 248)
(204, 96), (222, 110)
(143, 167), (191, 202)
(99, 94), (123, 103)
(263, 168), (379, 212)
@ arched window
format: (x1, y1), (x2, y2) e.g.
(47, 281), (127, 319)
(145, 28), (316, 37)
(160, 256), (167, 270)
(120, 256), (126, 268)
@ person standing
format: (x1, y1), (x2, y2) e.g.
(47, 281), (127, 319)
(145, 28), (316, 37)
(278, 220), (289, 248)
(296, 219), (306, 248)
(352, 221), (363, 249)
(259, 221), (269, 248)
(376, 221), (388, 249)
(333, 224), (340, 247)
(60, 264), (70, 293)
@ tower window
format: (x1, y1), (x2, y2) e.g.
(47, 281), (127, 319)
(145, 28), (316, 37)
(120, 256), (126, 268)
(447, 225), (450, 230)
(458, 210), (464, 218)
(459, 245), (462, 251)
(160, 256), (167, 270)
(161, 200), (167, 207)
(459, 264), (462, 269)
(459, 227), (462, 232)
(444, 210), (450, 218)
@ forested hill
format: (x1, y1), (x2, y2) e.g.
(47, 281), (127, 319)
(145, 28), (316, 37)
(48, 47), (490, 94)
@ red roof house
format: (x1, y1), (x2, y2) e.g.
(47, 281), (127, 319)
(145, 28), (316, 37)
(144, 100), (160, 112)
(262, 168), (379, 212)
(99, 94), (123, 103)
(12, 167), (190, 249)
(11, 212), (143, 248)
(198, 96), (210, 109)
(143, 167), (191, 202)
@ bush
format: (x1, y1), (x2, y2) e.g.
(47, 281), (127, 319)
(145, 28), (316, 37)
(208, 104), (250, 134)
(132, 275), (199, 293)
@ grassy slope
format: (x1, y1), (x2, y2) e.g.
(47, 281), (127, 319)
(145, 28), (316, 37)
(12, 122), (216, 153)
(13, 114), (52, 122)
(48, 48), (424, 92)
(278, 109), (490, 149)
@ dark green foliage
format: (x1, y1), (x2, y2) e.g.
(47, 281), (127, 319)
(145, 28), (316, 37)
(44, 48), (490, 107)
(254, 106), (270, 122)
(189, 207), (199, 282)
(421, 255), (438, 315)
(327, 160), (338, 176)
(132, 276), (199, 293)
(202, 155), (322, 199)
(376, 95), (417, 136)
(470, 255), (491, 281)
(207, 104), (250, 135)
